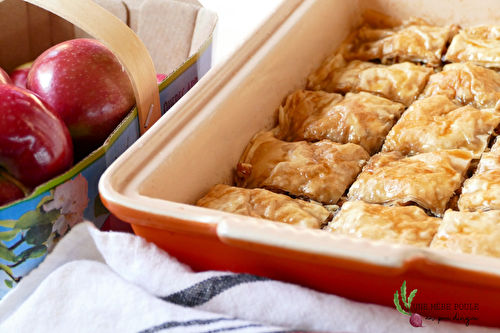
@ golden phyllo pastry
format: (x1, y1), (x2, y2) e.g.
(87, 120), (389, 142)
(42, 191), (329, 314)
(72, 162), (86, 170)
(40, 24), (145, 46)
(430, 210), (500, 258)
(419, 62), (500, 110)
(272, 89), (343, 141)
(307, 54), (433, 107)
(236, 131), (370, 205)
(325, 201), (440, 247)
(444, 26), (500, 68)
(338, 12), (456, 67)
(382, 95), (500, 158)
(272, 90), (405, 155)
(196, 185), (329, 229)
(458, 140), (500, 211)
(347, 150), (472, 216)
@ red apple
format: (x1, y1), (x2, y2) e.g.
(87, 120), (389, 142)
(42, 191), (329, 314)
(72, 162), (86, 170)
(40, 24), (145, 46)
(0, 84), (73, 190)
(9, 61), (33, 89)
(26, 38), (135, 160)
(0, 171), (25, 206)
(0, 67), (13, 85)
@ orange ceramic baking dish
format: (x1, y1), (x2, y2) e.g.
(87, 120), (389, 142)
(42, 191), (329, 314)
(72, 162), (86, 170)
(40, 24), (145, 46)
(99, 0), (500, 327)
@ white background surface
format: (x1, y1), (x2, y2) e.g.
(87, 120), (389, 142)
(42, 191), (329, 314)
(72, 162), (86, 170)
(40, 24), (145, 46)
(198, 0), (284, 64)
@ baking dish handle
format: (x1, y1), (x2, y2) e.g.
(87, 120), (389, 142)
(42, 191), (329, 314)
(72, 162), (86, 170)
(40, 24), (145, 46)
(215, 217), (412, 269)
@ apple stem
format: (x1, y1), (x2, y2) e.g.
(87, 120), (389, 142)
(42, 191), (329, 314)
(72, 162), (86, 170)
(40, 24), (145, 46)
(0, 169), (31, 196)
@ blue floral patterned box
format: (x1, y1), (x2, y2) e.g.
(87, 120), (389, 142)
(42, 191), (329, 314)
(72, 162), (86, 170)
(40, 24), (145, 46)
(0, 0), (216, 299)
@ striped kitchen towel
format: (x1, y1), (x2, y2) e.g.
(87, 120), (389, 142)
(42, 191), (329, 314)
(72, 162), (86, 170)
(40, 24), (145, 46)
(0, 222), (496, 333)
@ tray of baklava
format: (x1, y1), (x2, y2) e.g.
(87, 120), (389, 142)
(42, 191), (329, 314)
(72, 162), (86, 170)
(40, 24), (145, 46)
(196, 10), (500, 259)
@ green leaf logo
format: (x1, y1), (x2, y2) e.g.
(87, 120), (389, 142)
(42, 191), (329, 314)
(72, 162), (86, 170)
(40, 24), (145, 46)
(394, 280), (417, 315)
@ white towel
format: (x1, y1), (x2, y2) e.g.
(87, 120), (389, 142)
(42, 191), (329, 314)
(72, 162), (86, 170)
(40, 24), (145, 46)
(0, 222), (497, 333)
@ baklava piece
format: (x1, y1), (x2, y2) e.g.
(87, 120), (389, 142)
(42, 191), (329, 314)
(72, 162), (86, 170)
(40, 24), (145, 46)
(338, 11), (456, 67)
(196, 184), (329, 229)
(458, 140), (500, 211)
(347, 150), (472, 217)
(272, 90), (405, 155)
(444, 26), (500, 69)
(430, 210), (500, 258)
(382, 95), (500, 158)
(325, 201), (440, 247)
(235, 131), (370, 205)
(419, 62), (500, 110)
(307, 54), (433, 107)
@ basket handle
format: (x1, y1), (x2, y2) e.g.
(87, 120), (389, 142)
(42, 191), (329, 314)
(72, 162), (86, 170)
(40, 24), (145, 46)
(23, 0), (162, 134)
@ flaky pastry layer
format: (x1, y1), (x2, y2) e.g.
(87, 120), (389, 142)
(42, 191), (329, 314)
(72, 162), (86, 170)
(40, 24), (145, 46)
(272, 90), (405, 155)
(307, 54), (433, 107)
(196, 184), (329, 229)
(419, 62), (500, 110)
(382, 95), (500, 158)
(325, 201), (440, 247)
(338, 16), (456, 67)
(348, 150), (472, 216)
(444, 26), (500, 68)
(236, 132), (370, 205)
(430, 210), (500, 258)
(459, 139), (500, 211)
